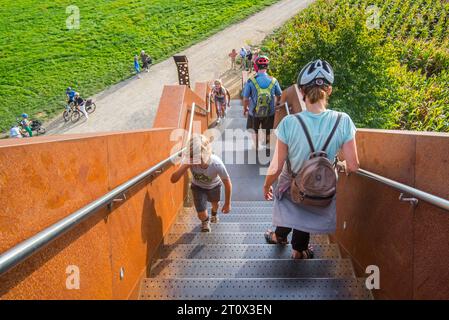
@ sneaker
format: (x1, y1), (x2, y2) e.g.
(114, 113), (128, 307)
(210, 214), (219, 223)
(216, 118), (221, 124)
(201, 219), (211, 232)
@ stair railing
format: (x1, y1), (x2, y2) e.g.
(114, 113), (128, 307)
(354, 169), (449, 211)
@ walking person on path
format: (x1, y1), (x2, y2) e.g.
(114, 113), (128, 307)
(239, 47), (247, 70)
(140, 50), (150, 72)
(246, 49), (253, 72)
(263, 59), (360, 259)
(229, 49), (238, 70)
(134, 55), (141, 75)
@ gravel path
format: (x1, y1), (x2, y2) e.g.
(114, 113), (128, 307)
(46, 0), (314, 135)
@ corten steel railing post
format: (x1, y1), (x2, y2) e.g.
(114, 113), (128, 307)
(173, 55), (190, 88)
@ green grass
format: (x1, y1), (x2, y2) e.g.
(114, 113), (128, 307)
(264, 0), (449, 132)
(0, 0), (279, 132)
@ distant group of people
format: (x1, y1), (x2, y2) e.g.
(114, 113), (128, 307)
(228, 46), (261, 71)
(134, 50), (152, 75)
(9, 113), (31, 138)
(171, 55), (360, 259)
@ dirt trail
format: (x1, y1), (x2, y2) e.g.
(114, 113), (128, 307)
(46, 0), (314, 135)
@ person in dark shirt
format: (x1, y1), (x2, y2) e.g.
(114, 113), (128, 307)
(74, 92), (89, 119)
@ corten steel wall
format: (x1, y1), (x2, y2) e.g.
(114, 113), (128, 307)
(0, 84), (212, 299)
(335, 129), (449, 300)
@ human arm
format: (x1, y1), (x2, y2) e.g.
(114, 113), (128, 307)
(170, 164), (190, 183)
(221, 178), (232, 213)
(263, 138), (288, 200)
(339, 138), (360, 174)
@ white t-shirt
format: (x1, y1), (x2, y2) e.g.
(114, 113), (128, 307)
(190, 154), (230, 189)
(9, 127), (22, 138)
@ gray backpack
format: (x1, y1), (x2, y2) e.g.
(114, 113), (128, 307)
(287, 113), (342, 207)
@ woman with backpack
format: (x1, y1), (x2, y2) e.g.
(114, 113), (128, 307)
(263, 59), (360, 259)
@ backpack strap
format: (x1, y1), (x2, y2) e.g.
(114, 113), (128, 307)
(295, 114), (315, 153)
(286, 114), (315, 177)
(250, 77), (261, 92)
(321, 112), (342, 152)
(285, 113), (342, 176)
(267, 77), (276, 91)
(250, 76), (277, 93)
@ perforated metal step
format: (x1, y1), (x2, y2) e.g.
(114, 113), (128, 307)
(177, 214), (272, 223)
(208, 201), (273, 208)
(140, 278), (372, 300)
(170, 222), (272, 233)
(163, 232), (329, 245)
(150, 259), (354, 279)
(184, 206), (273, 215)
(159, 244), (340, 260)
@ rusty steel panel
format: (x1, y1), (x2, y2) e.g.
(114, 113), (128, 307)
(335, 130), (449, 300)
(104, 129), (184, 299)
(0, 81), (216, 299)
(413, 135), (449, 299)
(0, 136), (113, 299)
(336, 175), (414, 299)
(355, 130), (416, 185)
(274, 85), (303, 129)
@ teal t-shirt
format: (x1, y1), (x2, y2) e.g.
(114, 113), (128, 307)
(276, 110), (356, 173)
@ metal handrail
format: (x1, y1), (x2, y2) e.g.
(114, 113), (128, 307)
(356, 168), (449, 212)
(0, 148), (186, 276)
(192, 103), (208, 115)
(283, 102), (290, 115)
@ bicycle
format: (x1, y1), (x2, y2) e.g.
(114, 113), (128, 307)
(69, 99), (96, 123)
(63, 101), (75, 122)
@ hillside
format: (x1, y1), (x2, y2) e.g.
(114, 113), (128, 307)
(0, 0), (279, 132)
(264, 0), (449, 131)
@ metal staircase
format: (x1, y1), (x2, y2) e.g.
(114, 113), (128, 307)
(139, 101), (372, 300)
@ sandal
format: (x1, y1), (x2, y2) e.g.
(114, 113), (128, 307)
(264, 230), (288, 245)
(292, 247), (314, 260)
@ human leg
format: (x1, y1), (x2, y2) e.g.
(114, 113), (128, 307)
(191, 185), (211, 232)
(207, 185), (221, 223)
(264, 226), (290, 244)
(79, 103), (89, 119)
(291, 229), (313, 259)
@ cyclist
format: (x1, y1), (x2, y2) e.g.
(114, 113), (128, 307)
(242, 55), (282, 150)
(20, 113), (33, 137)
(66, 87), (76, 112)
(74, 92), (89, 120)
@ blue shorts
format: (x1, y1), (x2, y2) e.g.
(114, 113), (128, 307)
(191, 184), (221, 212)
